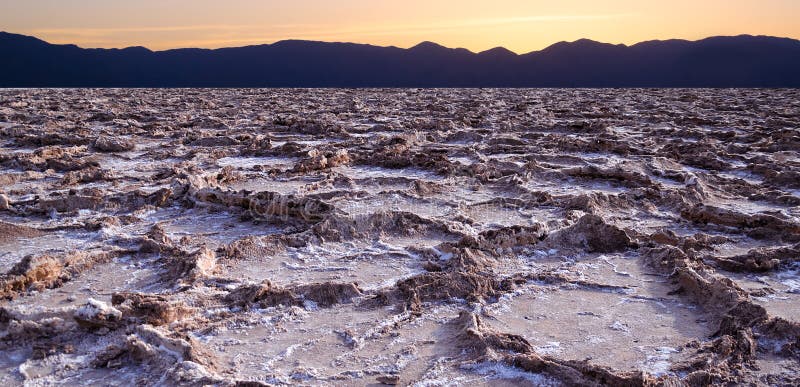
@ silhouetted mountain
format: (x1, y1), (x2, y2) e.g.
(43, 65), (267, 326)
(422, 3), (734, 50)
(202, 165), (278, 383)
(478, 47), (517, 58)
(1, 32), (798, 87)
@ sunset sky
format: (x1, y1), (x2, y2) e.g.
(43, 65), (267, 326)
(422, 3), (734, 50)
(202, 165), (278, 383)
(1, 0), (798, 53)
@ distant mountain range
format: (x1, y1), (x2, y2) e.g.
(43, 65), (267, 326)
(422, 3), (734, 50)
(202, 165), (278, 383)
(1, 32), (799, 87)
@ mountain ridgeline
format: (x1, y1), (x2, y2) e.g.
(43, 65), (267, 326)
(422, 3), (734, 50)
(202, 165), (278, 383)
(1, 32), (799, 87)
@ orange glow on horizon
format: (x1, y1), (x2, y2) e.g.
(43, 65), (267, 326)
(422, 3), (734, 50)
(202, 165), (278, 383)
(1, 0), (798, 53)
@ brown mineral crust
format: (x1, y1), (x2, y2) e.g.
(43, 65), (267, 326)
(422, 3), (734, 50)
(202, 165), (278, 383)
(453, 312), (661, 386)
(435, 246), (499, 273)
(239, 135), (273, 156)
(188, 135), (240, 147)
(397, 272), (503, 306)
(0, 146), (91, 172)
(454, 311), (533, 355)
(557, 192), (612, 213)
(0, 251), (117, 299)
(641, 246), (800, 379)
(278, 117), (347, 135)
(264, 141), (308, 157)
(111, 292), (191, 326)
(224, 280), (295, 309)
(37, 193), (105, 213)
(295, 282), (363, 307)
(138, 223), (177, 254)
(670, 330), (760, 385)
(93, 135), (136, 152)
(507, 355), (661, 387)
(376, 374), (401, 385)
(248, 191), (335, 223)
(0, 314), (73, 345)
(395, 240), (633, 312)
(710, 243), (800, 273)
(354, 143), (454, 174)
(161, 247), (217, 285)
(0, 192), (13, 211)
(524, 271), (634, 292)
(458, 223), (548, 252)
(92, 325), (220, 382)
(0, 221), (44, 243)
(31, 342), (76, 360)
(411, 180), (444, 196)
(310, 211), (454, 242)
(648, 230), (731, 253)
(224, 280), (362, 309)
(208, 165), (245, 185)
(541, 214), (636, 253)
(681, 204), (800, 241)
(640, 246), (748, 317)
(561, 165), (656, 188)
(292, 149), (351, 173)
(60, 166), (113, 186)
(764, 170), (800, 189)
(218, 234), (296, 260)
(9, 131), (92, 148)
(192, 187), (335, 223)
(31, 187), (172, 215)
(756, 317), (800, 356)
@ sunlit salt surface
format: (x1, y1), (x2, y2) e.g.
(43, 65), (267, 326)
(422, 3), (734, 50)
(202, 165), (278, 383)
(1, 88), (799, 385)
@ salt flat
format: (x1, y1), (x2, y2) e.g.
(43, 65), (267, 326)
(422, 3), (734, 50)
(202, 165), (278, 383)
(0, 89), (799, 385)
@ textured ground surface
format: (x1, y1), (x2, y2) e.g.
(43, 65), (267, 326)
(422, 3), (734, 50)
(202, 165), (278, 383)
(0, 88), (799, 386)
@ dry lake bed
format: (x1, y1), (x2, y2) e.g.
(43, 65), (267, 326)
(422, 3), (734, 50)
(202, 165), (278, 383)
(1, 88), (799, 386)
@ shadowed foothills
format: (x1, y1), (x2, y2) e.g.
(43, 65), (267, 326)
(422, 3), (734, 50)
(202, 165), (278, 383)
(1, 32), (799, 87)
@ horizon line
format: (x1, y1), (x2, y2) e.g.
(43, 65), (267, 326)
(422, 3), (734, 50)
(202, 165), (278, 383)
(2, 30), (796, 56)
